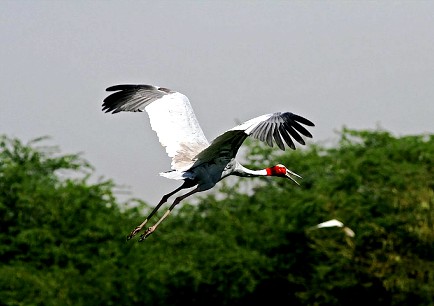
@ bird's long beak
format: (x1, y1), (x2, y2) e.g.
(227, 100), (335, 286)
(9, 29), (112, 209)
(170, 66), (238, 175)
(285, 169), (302, 185)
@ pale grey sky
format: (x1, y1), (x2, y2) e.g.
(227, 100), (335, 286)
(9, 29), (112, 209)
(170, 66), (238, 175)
(1, 1), (433, 205)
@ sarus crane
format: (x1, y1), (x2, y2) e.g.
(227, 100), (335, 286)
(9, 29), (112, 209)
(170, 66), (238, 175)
(102, 84), (315, 241)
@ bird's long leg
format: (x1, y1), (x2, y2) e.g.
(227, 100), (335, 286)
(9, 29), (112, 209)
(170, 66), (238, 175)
(139, 187), (202, 241)
(127, 181), (192, 240)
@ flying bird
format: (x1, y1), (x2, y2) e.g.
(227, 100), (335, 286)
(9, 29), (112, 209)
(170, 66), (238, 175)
(310, 219), (355, 237)
(102, 84), (315, 241)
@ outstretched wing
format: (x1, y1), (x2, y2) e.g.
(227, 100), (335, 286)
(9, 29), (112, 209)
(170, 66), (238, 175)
(103, 85), (210, 171)
(194, 112), (314, 166)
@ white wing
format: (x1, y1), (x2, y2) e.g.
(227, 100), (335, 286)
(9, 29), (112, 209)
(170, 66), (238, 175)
(102, 85), (210, 171)
(312, 219), (355, 237)
(315, 219), (345, 229)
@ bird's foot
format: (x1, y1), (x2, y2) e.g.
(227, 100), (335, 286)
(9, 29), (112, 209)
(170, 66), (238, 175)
(139, 226), (155, 242)
(127, 226), (142, 241)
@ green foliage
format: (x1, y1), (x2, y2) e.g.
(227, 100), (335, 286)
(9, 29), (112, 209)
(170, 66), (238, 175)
(0, 129), (433, 305)
(0, 136), (137, 305)
(241, 128), (434, 305)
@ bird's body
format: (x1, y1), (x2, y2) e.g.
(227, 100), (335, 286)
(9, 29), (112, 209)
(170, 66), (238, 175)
(102, 84), (315, 241)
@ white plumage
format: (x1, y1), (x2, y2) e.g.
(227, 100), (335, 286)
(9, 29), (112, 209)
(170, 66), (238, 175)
(312, 219), (355, 237)
(103, 84), (315, 241)
(145, 92), (209, 171)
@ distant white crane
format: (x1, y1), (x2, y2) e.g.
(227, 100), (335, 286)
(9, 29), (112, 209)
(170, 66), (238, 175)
(102, 84), (315, 241)
(310, 219), (355, 237)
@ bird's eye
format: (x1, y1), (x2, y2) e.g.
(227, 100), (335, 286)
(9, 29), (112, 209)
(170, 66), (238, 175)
(273, 165), (287, 175)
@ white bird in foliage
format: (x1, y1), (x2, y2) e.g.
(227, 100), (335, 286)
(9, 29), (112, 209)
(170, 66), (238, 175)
(311, 219), (355, 237)
(102, 84), (315, 241)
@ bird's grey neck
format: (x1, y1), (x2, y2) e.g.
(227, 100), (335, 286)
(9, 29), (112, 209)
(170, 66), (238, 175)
(232, 162), (268, 178)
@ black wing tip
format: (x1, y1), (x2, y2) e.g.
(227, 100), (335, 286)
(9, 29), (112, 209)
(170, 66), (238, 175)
(300, 116), (315, 127)
(102, 103), (118, 114)
(102, 85), (135, 113)
(286, 112), (315, 127)
(106, 84), (134, 92)
(102, 84), (169, 114)
(250, 112), (315, 151)
(105, 84), (156, 92)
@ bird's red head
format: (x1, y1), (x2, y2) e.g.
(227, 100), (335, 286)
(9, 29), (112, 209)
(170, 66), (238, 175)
(266, 164), (287, 177)
(266, 164), (302, 185)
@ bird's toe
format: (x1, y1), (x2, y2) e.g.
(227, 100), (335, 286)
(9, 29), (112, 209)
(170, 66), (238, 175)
(138, 226), (155, 242)
(127, 226), (142, 240)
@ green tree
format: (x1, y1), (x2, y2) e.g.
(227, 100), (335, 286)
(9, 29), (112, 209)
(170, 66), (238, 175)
(1, 129), (433, 306)
(0, 136), (143, 305)
(235, 128), (434, 305)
